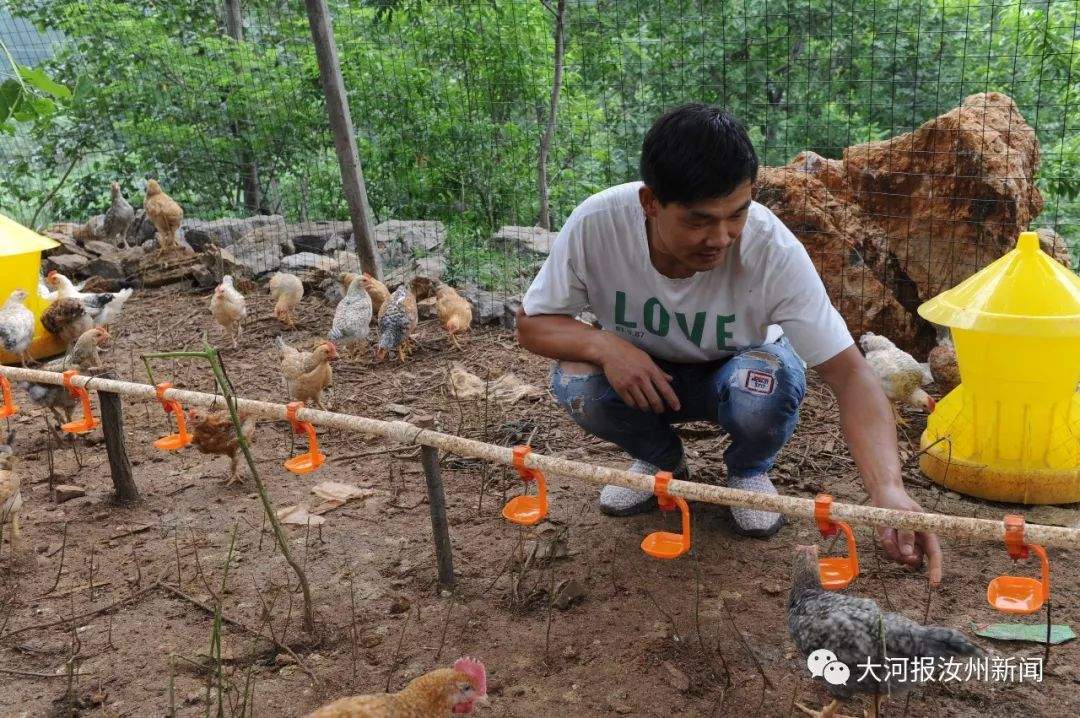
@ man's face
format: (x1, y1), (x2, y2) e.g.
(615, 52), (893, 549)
(640, 180), (753, 274)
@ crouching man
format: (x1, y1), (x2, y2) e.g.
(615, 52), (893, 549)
(516, 104), (942, 581)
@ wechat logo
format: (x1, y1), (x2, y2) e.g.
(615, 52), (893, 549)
(807, 649), (850, 686)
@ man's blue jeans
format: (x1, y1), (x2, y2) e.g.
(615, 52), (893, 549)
(550, 339), (807, 478)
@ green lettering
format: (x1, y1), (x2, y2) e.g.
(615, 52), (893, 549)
(643, 297), (669, 336)
(614, 291), (637, 328)
(675, 311), (706, 347)
(716, 314), (737, 351)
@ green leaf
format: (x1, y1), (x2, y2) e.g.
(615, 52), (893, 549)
(18, 65), (72, 100)
(0, 79), (22, 125)
(972, 622), (1076, 645)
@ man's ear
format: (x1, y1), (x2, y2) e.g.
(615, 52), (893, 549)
(639, 185), (659, 219)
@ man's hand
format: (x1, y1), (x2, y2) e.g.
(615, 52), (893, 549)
(871, 483), (943, 586)
(598, 336), (680, 414)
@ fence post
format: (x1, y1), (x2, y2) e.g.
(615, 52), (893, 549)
(304, 0), (383, 279)
(95, 371), (140, 505)
(416, 415), (455, 589)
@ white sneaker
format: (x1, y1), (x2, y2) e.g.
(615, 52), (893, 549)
(726, 473), (785, 538)
(599, 459), (688, 517)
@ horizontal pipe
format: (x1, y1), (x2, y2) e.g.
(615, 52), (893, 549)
(3, 365), (1078, 550)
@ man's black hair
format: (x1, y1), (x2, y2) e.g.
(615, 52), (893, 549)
(640, 103), (759, 205)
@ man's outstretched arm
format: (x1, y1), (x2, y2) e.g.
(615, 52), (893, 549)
(814, 344), (944, 585)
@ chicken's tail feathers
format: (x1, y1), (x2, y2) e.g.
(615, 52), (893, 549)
(328, 326), (343, 342)
(914, 626), (986, 659)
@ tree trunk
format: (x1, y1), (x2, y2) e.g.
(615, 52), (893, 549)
(224, 0), (261, 214)
(304, 0), (383, 278)
(536, 0), (567, 231)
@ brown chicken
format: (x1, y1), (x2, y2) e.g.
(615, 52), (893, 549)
(277, 338), (338, 409)
(0, 431), (20, 557)
(375, 284), (418, 363)
(361, 273), (391, 318)
(269, 272), (304, 327)
(144, 179), (183, 252)
(188, 409), (257, 485)
(41, 295), (112, 346)
(306, 657), (487, 718)
(434, 283), (472, 349)
(928, 335), (960, 396)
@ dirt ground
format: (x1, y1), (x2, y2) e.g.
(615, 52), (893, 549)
(1, 285), (1077, 718)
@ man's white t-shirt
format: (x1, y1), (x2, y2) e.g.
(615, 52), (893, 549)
(522, 181), (854, 367)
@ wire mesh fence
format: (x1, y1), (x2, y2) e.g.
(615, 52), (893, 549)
(1, 0), (1077, 346)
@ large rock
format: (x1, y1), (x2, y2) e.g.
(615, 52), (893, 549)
(280, 252), (339, 273)
(1037, 227), (1073, 269)
(756, 92), (1044, 354)
(44, 253), (89, 275)
(290, 220), (354, 254)
(182, 215), (286, 251)
(372, 220), (445, 274)
(492, 225), (557, 255)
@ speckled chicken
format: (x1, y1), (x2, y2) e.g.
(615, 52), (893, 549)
(0, 431), (20, 557)
(103, 181), (135, 249)
(0, 289), (35, 366)
(210, 275), (247, 348)
(927, 332), (960, 396)
(361, 272), (391, 318)
(24, 328), (109, 427)
(306, 657), (487, 718)
(859, 332), (935, 426)
(144, 179), (183, 252)
(435, 283), (472, 349)
(188, 409), (257, 485)
(329, 275), (372, 354)
(277, 337), (338, 409)
(41, 293), (112, 346)
(269, 272), (304, 327)
(376, 284), (418, 363)
(788, 545), (983, 718)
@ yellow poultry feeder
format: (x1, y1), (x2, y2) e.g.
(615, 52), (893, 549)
(918, 231), (1080, 504)
(0, 213), (66, 364)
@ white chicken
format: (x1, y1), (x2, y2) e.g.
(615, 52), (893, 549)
(45, 271), (131, 323)
(860, 332), (936, 426)
(0, 289), (35, 366)
(210, 275), (247, 348)
(328, 274), (372, 354)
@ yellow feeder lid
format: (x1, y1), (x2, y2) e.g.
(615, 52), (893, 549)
(0, 213), (60, 256)
(918, 231), (1080, 337)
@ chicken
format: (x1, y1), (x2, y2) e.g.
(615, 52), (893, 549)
(375, 284), (418, 363)
(0, 289), (35, 366)
(277, 337), (338, 409)
(927, 332), (960, 396)
(188, 408), (257, 485)
(788, 545), (982, 718)
(95, 288), (133, 328)
(38, 274), (91, 301)
(41, 294), (113, 346)
(24, 328), (109, 427)
(45, 271), (128, 307)
(858, 332), (935, 426)
(210, 275), (247, 348)
(0, 431), (20, 557)
(360, 273), (391, 318)
(435, 283), (472, 349)
(144, 179), (183, 252)
(329, 275), (372, 354)
(269, 272), (304, 327)
(102, 181), (135, 249)
(306, 657), (487, 718)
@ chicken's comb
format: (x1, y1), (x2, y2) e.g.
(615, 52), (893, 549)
(452, 657), (486, 694)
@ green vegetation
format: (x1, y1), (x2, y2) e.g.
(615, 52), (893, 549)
(1, 0), (1077, 270)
